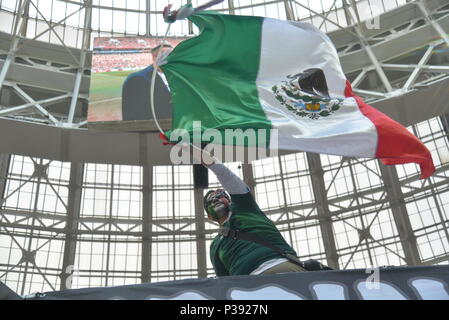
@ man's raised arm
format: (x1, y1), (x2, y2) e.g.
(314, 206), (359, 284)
(189, 145), (249, 195)
(208, 163), (249, 195)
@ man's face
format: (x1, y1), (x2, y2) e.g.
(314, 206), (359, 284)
(205, 189), (231, 222)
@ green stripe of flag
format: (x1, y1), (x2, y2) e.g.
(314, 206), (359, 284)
(161, 12), (271, 146)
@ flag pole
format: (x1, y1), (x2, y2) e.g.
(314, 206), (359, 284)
(149, 24), (172, 135)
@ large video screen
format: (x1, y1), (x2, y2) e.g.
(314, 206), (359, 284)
(88, 36), (187, 124)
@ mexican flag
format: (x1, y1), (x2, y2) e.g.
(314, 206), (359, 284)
(161, 12), (435, 179)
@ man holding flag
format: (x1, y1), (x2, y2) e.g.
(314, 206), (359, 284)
(188, 148), (307, 276)
(158, 2), (435, 275)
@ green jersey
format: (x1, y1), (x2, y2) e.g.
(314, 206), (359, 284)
(209, 192), (298, 276)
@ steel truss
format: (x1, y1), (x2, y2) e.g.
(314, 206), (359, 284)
(337, 0), (449, 105)
(0, 0), (448, 294)
(0, 149), (449, 292)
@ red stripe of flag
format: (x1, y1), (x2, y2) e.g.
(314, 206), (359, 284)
(345, 80), (435, 179)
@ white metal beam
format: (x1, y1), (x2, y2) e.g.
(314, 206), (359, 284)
(142, 163), (153, 283)
(60, 162), (83, 290)
(16, 5), (84, 53)
(0, 0), (29, 92)
(348, 0), (393, 93)
(382, 64), (449, 73)
(318, 0), (340, 30)
(28, 1), (80, 65)
(403, 44), (434, 91)
(351, 68), (368, 88)
(417, 0), (449, 48)
(67, 1), (92, 125)
(306, 152), (340, 269)
(228, 0), (235, 15)
(291, 0), (359, 37)
(194, 186), (208, 278)
(284, 0), (295, 20)
(0, 93), (71, 117)
(0, 153), (10, 208)
(12, 84), (59, 124)
(378, 162), (421, 265)
(352, 88), (387, 98)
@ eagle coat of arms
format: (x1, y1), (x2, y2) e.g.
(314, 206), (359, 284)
(272, 68), (343, 120)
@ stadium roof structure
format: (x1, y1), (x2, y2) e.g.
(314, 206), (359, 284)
(0, 0), (448, 298)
